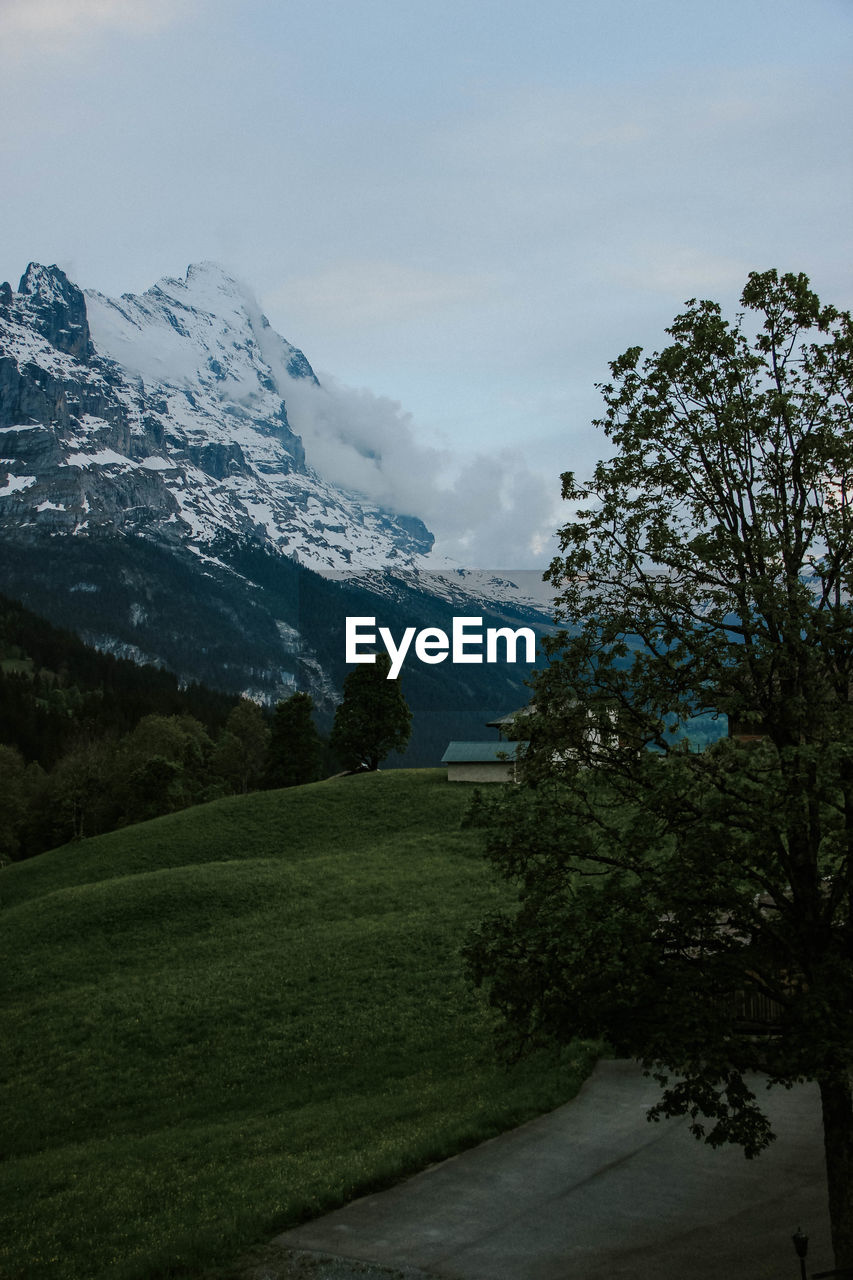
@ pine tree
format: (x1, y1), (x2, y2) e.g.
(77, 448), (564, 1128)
(330, 654), (412, 771)
(264, 691), (323, 788)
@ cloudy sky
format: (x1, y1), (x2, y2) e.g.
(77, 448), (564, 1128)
(1, 0), (851, 565)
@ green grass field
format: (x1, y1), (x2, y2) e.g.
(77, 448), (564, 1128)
(1, 769), (596, 1280)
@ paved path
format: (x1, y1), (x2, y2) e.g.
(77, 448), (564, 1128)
(275, 1060), (831, 1280)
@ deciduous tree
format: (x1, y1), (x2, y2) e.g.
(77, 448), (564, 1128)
(212, 699), (271, 794)
(464, 271), (853, 1269)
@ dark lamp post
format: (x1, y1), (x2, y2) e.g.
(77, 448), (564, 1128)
(792, 1227), (808, 1280)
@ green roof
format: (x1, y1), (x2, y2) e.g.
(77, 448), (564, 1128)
(441, 740), (527, 764)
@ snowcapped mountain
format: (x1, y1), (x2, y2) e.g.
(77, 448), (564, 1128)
(0, 260), (434, 569)
(0, 260), (551, 754)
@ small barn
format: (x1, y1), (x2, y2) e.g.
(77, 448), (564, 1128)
(441, 740), (527, 783)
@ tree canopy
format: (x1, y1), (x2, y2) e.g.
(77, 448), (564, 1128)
(264, 691), (323, 788)
(463, 271), (853, 1269)
(330, 653), (412, 771)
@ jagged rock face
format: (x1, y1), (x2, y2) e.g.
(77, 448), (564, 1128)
(0, 261), (435, 565)
(0, 266), (553, 760)
(0, 259), (446, 712)
(14, 263), (94, 360)
(0, 261), (541, 743)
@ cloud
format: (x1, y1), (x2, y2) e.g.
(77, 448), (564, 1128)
(424, 448), (562, 567)
(0, 0), (192, 41)
(282, 374), (561, 568)
(242, 273), (561, 568)
(283, 374), (445, 511)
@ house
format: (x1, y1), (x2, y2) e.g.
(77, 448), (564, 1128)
(727, 712), (768, 744)
(485, 705), (534, 739)
(441, 739), (527, 783)
(441, 696), (627, 783)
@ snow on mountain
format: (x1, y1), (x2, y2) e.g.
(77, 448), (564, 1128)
(0, 261), (555, 735)
(0, 261), (435, 570)
(85, 262), (317, 407)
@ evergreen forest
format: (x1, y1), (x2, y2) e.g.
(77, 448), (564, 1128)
(0, 592), (332, 858)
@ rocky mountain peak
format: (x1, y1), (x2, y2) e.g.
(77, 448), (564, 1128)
(13, 262), (93, 361)
(0, 259), (548, 730)
(84, 262), (319, 402)
(185, 260), (244, 289)
(0, 259), (436, 571)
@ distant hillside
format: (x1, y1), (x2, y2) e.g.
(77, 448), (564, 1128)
(0, 585), (550, 859)
(0, 590), (263, 857)
(0, 589), (239, 767)
(0, 770), (596, 1280)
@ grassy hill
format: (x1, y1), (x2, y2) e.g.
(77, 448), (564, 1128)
(1, 770), (596, 1280)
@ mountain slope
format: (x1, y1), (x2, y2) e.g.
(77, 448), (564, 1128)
(1, 260), (433, 567)
(0, 588), (238, 769)
(0, 261), (550, 743)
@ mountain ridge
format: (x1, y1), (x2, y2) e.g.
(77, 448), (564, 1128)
(1, 260), (434, 567)
(0, 260), (550, 753)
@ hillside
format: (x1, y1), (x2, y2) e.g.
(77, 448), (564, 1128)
(0, 770), (595, 1280)
(0, 590), (239, 767)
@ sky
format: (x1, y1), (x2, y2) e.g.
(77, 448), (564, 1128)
(0, 0), (851, 566)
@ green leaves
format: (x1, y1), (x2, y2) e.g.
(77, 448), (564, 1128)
(330, 653), (412, 772)
(466, 273), (853, 1260)
(264, 691), (322, 788)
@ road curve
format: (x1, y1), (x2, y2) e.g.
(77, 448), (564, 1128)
(274, 1059), (831, 1280)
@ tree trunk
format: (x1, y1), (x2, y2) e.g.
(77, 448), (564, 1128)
(820, 1074), (853, 1269)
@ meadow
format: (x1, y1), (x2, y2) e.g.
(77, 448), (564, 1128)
(1, 769), (595, 1280)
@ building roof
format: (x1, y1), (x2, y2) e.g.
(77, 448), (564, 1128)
(485, 705), (534, 729)
(441, 740), (528, 764)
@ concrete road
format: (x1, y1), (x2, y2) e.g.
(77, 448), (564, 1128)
(275, 1060), (831, 1280)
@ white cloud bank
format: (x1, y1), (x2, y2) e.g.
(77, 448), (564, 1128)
(282, 374), (561, 569)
